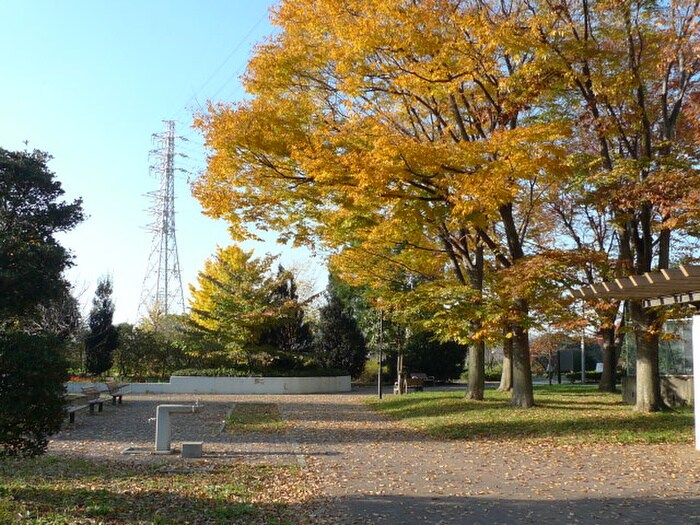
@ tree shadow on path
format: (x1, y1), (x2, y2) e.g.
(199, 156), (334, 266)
(322, 494), (700, 525)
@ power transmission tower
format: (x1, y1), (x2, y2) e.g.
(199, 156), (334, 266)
(138, 120), (186, 322)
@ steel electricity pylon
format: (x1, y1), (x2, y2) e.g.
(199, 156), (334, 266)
(138, 120), (186, 322)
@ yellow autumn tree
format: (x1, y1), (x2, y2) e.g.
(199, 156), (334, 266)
(194, 0), (580, 407)
(187, 245), (312, 370)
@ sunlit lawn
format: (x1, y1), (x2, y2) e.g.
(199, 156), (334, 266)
(225, 403), (288, 434)
(0, 456), (319, 525)
(367, 385), (694, 445)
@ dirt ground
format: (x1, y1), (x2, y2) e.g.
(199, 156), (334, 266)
(49, 390), (700, 525)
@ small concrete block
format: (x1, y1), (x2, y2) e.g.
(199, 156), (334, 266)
(181, 441), (203, 458)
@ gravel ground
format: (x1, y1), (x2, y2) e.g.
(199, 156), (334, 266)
(50, 393), (302, 466)
(48, 390), (700, 524)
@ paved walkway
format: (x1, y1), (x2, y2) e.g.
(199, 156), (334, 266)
(49, 391), (700, 524)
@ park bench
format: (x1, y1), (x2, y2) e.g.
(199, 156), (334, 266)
(66, 402), (89, 423)
(80, 386), (108, 415)
(104, 381), (129, 405)
(410, 372), (435, 387)
(393, 376), (425, 394)
(405, 377), (424, 392)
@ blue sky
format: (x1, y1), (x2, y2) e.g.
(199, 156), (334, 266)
(0, 1), (326, 323)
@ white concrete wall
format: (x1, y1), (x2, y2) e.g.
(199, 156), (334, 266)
(66, 376), (351, 395)
(621, 375), (694, 406)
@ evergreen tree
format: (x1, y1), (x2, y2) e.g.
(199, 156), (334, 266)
(0, 148), (83, 323)
(314, 277), (367, 377)
(85, 277), (118, 375)
(0, 147), (83, 457)
(259, 266), (313, 359)
(403, 331), (467, 382)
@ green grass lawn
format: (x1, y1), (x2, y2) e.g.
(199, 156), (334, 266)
(225, 403), (288, 434)
(367, 385), (694, 445)
(0, 456), (320, 525)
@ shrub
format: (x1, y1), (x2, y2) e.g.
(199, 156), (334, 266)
(355, 360), (390, 384)
(0, 332), (68, 457)
(485, 366), (503, 382)
(565, 371), (603, 383)
(171, 367), (348, 377)
(462, 364), (502, 382)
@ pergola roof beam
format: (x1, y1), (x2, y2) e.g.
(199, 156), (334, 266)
(572, 265), (700, 303)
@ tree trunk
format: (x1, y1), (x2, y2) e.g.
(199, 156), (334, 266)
(396, 352), (405, 395)
(465, 241), (485, 400)
(629, 300), (664, 412)
(510, 301), (534, 408)
(466, 339), (485, 400)
(597, 326), (618, 393)
(498, 334), (513, 392)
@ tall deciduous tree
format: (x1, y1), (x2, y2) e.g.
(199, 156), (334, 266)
(188, 245), (276, 367)
(85, 277), (118, 376)
(194, 0), (572, 407)
(194, 0), (698, 409)
(529, 0), (700, 410)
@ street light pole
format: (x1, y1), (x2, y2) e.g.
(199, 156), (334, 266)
(581, 304), (586, 384)
(378, 310), (383, 399)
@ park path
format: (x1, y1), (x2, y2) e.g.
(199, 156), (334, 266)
(275, 391), (700, 525)
(48, 391), (700, 524)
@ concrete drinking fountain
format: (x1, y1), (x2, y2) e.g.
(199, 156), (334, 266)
(123, 400), (203, 456)
(152, 402), (202, 454)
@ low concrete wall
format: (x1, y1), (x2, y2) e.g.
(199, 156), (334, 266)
(622, 375), (694, 406)
(65, 375), (351, 395)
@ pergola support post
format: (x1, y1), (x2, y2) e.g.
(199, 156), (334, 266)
(693, 314), (700, 451)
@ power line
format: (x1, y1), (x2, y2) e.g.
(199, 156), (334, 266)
(183, 10), (269, 111)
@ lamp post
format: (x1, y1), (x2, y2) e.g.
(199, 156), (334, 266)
(581, 303), (586, 384)
(377, 310), (383, 399)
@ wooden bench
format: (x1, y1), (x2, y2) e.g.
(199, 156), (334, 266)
(66, 403), (89, 424)
(104, 381), (129, 405)
(393, 377), (425, 394)
(80, 386), (107, 415)
(410, 372), (435, 387)
(405, 377), (424, 392)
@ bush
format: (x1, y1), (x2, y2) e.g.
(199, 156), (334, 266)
(485, 366), (503, 382)
(462, 364), (502, 382)
(355, 360), (390, 384)
(0, 332), (68, 457)
(565, 371), (603, 383)
(171, 367), (348, 377)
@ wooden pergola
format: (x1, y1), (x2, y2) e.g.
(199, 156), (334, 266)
(571, 264), (700, 451)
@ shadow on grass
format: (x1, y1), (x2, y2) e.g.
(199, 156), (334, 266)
(0, 457), (318, 525)
(368, 387), (694, 444)
(423, 411), (694, 442)
(3, 456), (698, 525)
